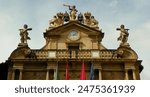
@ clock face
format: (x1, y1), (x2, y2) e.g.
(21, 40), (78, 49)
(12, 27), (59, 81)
(68, 30), (80, 41)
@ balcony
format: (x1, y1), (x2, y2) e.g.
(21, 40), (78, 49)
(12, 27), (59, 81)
(30, 49), (118, 60)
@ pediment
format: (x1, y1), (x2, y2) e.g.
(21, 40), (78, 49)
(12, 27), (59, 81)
(44, 21), (103, 37)
(42, 21), (105, 50)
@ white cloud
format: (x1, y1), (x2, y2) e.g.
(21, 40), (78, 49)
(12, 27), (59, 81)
(109, 0), (118, 7)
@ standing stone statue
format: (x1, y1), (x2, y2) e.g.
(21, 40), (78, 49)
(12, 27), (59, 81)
(19, 24), (32, 44)
(63, 4), (78, 20)
(116, 24), (129, 46)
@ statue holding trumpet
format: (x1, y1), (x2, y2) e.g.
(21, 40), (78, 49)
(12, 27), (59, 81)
(63, 4), (78, 20)
(116, 24), (129, 46)
(19, 24), (32, 44)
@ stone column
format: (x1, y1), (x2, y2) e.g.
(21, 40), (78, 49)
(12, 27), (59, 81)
(124, 62), (136, 80)
(19, 69), (23, 80)
(54, 70), (56, 80)
(132, 69), (136, 80)
(12, 63), (23, 80)
(98, 69), (102, 80)
(46, 69), (50, 80)
(94, 63), (102, 80)
(124, 69), (129, 80)
(11, 69), (15, 80)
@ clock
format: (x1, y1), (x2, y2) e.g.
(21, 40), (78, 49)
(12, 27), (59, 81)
(68, 30), (80, 41)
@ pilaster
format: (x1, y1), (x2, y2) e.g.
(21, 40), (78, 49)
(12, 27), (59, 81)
(94, 63), (102, 80)
(19, 69), (23, 80)
(124, 62), (136, 80)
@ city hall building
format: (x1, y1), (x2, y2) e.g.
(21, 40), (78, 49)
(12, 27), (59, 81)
(0, 5), (143, 80)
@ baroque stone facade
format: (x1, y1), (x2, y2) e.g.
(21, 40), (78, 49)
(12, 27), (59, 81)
(1, 5), (143, 80)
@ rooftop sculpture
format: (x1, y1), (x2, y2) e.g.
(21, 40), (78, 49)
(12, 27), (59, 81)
(19, 24), (32, 46)
(48, 4), (99, 30)
(49, 12), (64, 27)
(116, 24), (129, 47)
(63, 4), (78, 20)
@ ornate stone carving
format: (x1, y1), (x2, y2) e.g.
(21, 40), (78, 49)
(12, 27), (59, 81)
(49, 12), (64, 28)
(19, 24), (32, 45)
(116, 25), (129, 47)
(117, 46), (138, 59)
(84, 12), (92, 26)
(47, 5), (100, 30)
(49, 16), (57, 27)
(9, 47), (31, 59)
(90, 16), (99, 27)
(84, 12), (99, 29)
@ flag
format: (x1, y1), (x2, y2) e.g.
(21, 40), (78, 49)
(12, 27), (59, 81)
(66, 62), (69, 80)
(55, 63), (59, 80)
(80, 62), (86, 80)
(90, 63), (94, 80)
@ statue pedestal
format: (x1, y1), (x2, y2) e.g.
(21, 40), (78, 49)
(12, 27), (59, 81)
(18, 43), (28, 48)
(120, 43), (130, 48)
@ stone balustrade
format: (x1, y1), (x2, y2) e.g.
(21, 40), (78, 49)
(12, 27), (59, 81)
(31, 49), (118, 59)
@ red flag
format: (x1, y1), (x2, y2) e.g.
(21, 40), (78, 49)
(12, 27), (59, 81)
(65, 62), (69, 80)
(80, 62), (86, 80)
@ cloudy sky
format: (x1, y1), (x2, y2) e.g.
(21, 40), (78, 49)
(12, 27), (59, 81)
(0, 0), (150, 79)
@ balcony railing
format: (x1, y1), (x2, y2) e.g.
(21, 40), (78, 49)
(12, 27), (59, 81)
(31, 49), (118, 59)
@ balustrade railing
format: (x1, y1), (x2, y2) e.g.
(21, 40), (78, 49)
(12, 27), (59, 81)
(31, 49), (117, 59)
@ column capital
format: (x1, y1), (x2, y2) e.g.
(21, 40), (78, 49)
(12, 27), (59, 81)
(124, 62), (135, 70)
(46, 68), (50, 71)
(125, 69), (129, 71)
(47, 62), (57, 69)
